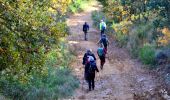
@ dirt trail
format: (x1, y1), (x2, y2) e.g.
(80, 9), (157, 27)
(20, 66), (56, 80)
(67, 1), (168, 100)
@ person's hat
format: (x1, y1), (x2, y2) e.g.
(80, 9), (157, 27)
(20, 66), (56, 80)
(87, 49), (92, 53)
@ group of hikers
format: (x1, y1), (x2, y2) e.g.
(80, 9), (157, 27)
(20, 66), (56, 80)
(82, 20), (109, 91)
(83, 20), (107, 41)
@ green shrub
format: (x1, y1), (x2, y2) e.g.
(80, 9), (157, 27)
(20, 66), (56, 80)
(26, 67), (79, 100)
(139, 44), (156, 65)
(115, 31), (128, 47)
(0, 1), (78, 99)
(68, 0), (93, 13)
(92, 11), (105, 27)
(112, 21), (133, 47)
(126, 22), (155, 57)
(127, 39), (140, 58)
(0, 67), (79, 100)
(126, 28), (140, 57)
(0, 45), (79, 100)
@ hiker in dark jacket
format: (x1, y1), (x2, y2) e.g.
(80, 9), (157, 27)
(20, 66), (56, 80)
(83, 22), (89, 41)
(97, 34), (110, 53)
(84, 55), (99, 91)
(82, 49), (98, 91)
(82, 49), (96, 65)
(97, 44), (106, 70)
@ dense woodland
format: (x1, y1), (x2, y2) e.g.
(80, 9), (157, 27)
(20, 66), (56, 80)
(1, 0), (170, 99)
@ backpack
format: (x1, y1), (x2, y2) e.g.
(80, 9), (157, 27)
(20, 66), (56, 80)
(88, 61), (96, 74)
(87, 55), (94, 62)
(101, 23), (106, 30)
(101, 37), (107, 47)
(97, 48), (104, 56)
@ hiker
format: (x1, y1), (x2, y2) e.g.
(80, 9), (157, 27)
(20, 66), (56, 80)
(82, 49), (96, 65)
(99, 20), (106, 37)
(97, 44), (106, 70)
(82, 49), (99, 91)
(83, 22), (89, 41)
(97, 34), (110, 53)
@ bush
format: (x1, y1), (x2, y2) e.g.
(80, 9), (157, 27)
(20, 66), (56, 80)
(115, 31), (128, 47)
(126, 22), (155, 57)
(0, 67), (79, 100)
(0, 1), (79, 99)
(139, 44), (156, 65)
(112, 21), (132, 47)
(127, 35), (140, 58)
(0, 45), (79, 100)
(0, 0), (70, 85)
(92, 11), (106, 28)
(26, 67), (79, 100)
(68, 0), (92, 13)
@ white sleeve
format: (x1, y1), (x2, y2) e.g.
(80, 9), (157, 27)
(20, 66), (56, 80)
(104, 23), (106, 28)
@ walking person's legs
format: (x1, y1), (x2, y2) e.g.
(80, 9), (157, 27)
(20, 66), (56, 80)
(102, 56), (105, 66)
(103, 29), (105, 34)
(84, 32), (87, 40)
(104, 46), (107, 53)
(100, 56), (105, 70)
(92, 78), (95, 90)
(88, 79), (92, 91)
(86, 32), (88, 41)
(101, 30), (104, 37)
(99, 57), (102, 69)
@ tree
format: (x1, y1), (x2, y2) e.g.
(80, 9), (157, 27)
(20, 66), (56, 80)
(0, 0), (71, 83)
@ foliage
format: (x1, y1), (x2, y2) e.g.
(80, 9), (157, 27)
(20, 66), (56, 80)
(92, 11), (106, 28)
(113, 21), (132, 35)
(98, 0), (170, 32)
(0, 45), (79, 100)
(99, 0), (170, 30)
(0, 0), (71, 84)
(113, 21), (132, 47)
(139, 44), (155, 65)
(0, 0), (79, 99)
(114, 31), (128, 47)
(68, 0), (92, 13)
(148, 0), (170, 27)
(127, 30), (140, 57)
(97, 0), (170, 64)
(158, 27), (170, 46)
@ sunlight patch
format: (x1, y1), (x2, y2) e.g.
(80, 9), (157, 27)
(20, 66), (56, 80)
(68, 41), (79, 44)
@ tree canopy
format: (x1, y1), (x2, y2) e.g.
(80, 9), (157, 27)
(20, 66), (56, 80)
(0, 0), (71, 83)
